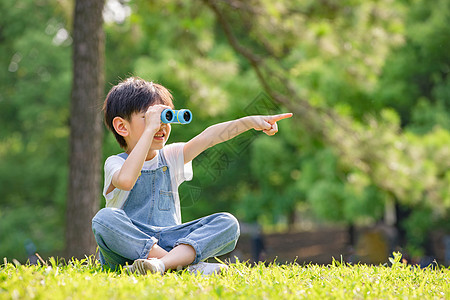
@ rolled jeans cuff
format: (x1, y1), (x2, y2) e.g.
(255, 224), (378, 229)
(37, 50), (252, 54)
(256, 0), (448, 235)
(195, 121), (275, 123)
(139, 237), (158, 260)
(175, 238), (202, 264)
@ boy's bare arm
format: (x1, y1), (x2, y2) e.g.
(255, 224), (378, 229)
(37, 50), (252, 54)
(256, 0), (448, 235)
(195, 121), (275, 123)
(183, 113), (292, 164)
(110, 105), (170, 191)
(110, 127), (156, 191)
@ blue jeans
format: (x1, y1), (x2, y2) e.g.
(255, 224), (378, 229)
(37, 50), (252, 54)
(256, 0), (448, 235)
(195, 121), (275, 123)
(92, 207), (240, 269)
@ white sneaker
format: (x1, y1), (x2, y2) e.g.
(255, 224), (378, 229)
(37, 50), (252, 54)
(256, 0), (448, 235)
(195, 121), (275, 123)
(187, 262), (228, 276)
(125, 258), (165, 275)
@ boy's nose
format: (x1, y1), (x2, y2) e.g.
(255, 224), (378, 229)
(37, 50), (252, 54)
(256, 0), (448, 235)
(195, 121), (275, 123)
(160, 122), (169, 130)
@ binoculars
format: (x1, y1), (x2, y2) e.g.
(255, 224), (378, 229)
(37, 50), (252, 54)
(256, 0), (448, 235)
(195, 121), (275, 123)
(161, 109), (192, 124)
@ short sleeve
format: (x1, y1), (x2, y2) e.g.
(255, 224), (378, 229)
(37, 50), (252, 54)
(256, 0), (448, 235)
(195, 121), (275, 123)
(103, 155), (125, 200)
(163, 143), (193, 186)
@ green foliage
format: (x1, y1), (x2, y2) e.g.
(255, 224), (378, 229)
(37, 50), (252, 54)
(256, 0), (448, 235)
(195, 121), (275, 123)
(0, 0), (71, 260)
(243, 134), (301, 223)
(298, 149), (385, 224)
(1, 256), (449, 299)
(401, 208), (434, 257)
(375, 0), (450, 128)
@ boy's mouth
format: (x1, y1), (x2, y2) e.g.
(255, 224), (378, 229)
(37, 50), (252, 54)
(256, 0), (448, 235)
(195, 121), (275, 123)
(154, 131), (165, 140)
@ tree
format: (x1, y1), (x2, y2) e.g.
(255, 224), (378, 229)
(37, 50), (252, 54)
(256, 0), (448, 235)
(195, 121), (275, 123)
(65, 0), (105, 259)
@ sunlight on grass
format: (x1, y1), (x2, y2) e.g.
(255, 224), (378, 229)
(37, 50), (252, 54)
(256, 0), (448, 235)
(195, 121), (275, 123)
(1, 254), (449, 299)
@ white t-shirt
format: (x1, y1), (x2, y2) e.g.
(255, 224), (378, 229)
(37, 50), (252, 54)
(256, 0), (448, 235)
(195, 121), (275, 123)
(103, 143), (193, 211)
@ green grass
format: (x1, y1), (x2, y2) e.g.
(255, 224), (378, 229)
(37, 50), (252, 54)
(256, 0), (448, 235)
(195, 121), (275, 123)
(1, 253), (448, 299)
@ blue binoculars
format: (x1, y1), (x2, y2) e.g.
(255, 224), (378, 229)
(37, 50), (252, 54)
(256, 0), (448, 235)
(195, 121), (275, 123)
(161, 109), (192, 124)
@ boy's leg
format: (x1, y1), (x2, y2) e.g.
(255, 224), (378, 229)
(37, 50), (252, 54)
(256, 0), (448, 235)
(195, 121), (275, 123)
(146, 243), (196, 270)
(93, 209), (239, 274)
(135, 212), (239, 274)
(92, 207), (160, 269)
(159, 244), (196, 270)
(126, 244), (195, 275)
(158, 212), (240, 265)
(147, 244), (168, 259)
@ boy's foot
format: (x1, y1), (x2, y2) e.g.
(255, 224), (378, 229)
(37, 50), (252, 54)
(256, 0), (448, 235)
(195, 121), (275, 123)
(187, 262), (228, 276)
(125, 258), (165, 275)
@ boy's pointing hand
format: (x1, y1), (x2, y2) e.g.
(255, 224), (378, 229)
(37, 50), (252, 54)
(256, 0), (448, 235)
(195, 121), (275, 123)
(251, 113), (293, 136)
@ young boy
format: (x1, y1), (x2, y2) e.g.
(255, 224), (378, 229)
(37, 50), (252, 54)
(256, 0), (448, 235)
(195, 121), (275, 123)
(92, 77), (292, 275)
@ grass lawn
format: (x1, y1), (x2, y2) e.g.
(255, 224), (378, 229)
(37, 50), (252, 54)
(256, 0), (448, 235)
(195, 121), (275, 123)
(1, 253), (448, 299)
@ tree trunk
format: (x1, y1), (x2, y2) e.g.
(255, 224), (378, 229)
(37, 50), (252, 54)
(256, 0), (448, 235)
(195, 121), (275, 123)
(65, 0), (105, 259)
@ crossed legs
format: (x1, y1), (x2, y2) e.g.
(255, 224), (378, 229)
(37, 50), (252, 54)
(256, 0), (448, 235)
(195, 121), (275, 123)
(92, 208), (240, 272)
(147, 243), (195, 271)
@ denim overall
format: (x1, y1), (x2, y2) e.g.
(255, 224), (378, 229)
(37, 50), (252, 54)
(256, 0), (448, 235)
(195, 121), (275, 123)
(119, 150), (180, 227)
(92, 149), (240, 269)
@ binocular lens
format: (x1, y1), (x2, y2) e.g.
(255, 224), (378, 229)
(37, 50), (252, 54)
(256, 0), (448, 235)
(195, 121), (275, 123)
(183, 111), (191, 122)
(165, 110), (173, 121)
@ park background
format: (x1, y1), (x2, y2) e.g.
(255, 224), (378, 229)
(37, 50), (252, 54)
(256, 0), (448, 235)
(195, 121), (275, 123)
(0, 0), (449, 266)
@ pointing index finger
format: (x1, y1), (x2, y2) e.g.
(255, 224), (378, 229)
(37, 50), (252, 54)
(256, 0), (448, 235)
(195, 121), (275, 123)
(269, 113), (293, 123)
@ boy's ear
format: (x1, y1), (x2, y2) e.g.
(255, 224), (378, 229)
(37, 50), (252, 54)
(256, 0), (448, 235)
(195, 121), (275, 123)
(112, 117), (129, 137)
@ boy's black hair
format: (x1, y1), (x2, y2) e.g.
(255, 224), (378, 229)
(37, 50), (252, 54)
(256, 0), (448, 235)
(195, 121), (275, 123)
(103, 77), (174, 149)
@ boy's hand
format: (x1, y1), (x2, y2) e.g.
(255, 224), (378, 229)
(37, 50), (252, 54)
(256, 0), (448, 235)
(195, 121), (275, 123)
(251, 113), (293, 136)
(144, 104), (172, 134)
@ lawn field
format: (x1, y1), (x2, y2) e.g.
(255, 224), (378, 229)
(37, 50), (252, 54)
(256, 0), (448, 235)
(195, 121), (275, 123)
(1, 254), (448, 299)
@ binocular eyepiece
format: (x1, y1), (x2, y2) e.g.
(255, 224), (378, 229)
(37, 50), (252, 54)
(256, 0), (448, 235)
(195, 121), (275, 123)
(161, 109), (192, 124)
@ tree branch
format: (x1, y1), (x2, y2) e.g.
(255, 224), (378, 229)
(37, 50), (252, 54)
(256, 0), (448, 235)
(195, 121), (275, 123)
(203, 0), (369, 169)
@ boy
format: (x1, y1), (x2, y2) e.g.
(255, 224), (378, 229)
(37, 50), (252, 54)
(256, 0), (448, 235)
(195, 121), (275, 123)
(92, 77), (292, 275)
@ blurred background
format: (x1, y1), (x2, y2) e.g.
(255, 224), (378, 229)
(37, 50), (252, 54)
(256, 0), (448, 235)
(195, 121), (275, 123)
(1, 0), (449, 266)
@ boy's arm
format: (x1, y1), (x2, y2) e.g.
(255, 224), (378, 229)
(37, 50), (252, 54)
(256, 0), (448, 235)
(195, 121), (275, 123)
(109, 105), (170, 192)
(110, 127), (156, 191)
(183, 113), (292, 164)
